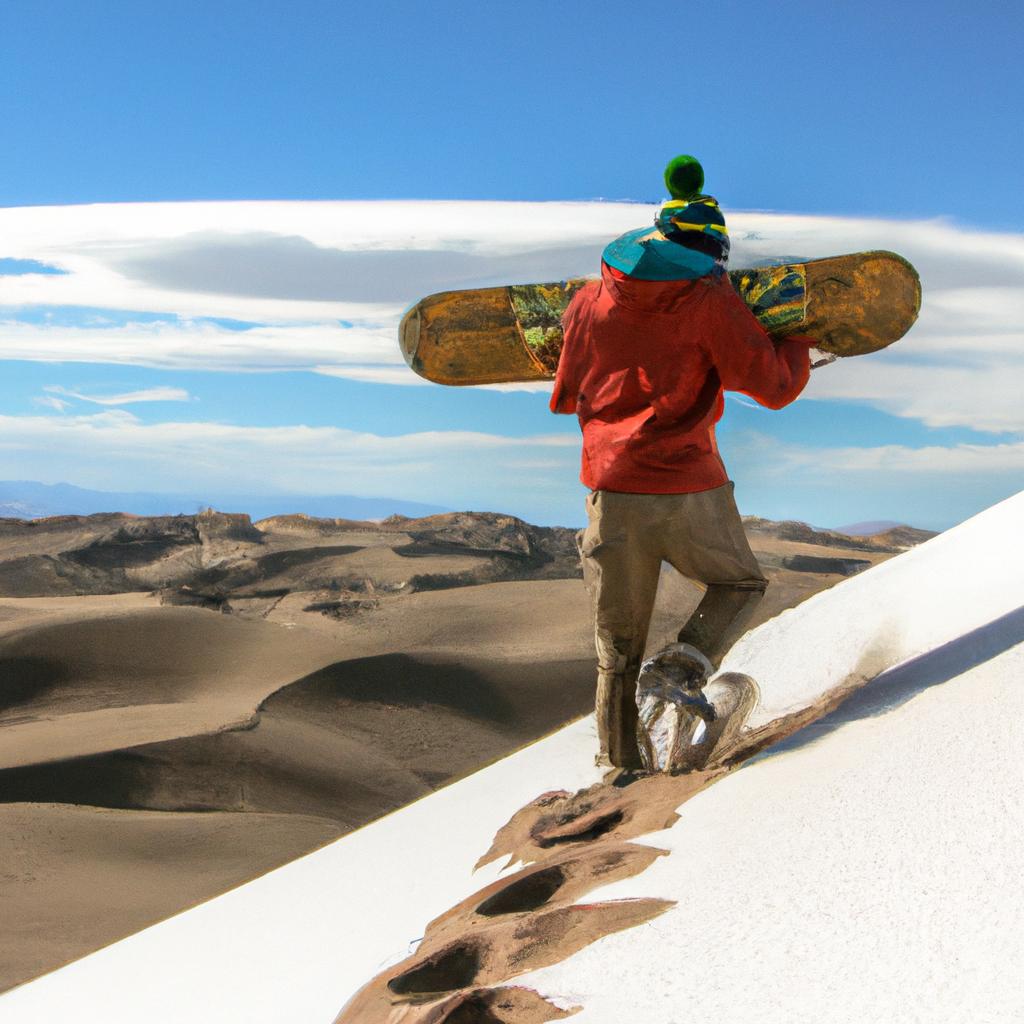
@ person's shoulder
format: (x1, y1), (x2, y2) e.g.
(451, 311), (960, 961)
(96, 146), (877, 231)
(702, 268), (735, 293)
(564, 278), (601, 318)
(701, 269), (746, 313)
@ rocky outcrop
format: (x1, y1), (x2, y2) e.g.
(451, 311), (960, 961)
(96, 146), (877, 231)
(0, 508), (935, 611)
(743, 516), (936, 553)
(254, 513), (383, 536)
(394, 512), (582, 585)
(869, 525), (936, 549)
(756, 552), (873, 576)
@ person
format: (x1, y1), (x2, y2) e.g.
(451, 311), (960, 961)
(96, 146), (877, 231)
(550, 155), (817, 769)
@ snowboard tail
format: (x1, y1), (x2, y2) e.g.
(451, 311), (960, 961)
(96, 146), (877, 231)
(400, 250), (921, 386)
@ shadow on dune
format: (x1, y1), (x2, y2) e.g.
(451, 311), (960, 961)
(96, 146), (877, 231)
(266, 652), (521, 724)
(250, 544), (363, 576)
(0, 609), (320, 721)
(0, 657), (70, 716)
(63, 530), (197, 570)
(0, 616), (198, 721)
(0, 718), (435, 824)
(262, 652), (596, 740)
(756, 604), (1024, 762)
(394, 541), (534, 562)
(0, 652), (594, 827)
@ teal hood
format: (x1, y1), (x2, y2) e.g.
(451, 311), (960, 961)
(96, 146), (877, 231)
(602, 226), (717, 282)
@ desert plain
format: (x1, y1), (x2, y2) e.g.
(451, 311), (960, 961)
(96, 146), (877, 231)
(0, 506), (932, 991)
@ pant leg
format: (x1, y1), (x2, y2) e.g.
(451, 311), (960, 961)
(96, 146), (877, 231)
(579, 491), (663, 767)
(675, 584), (765, 666)
(659, 483), (768, 667)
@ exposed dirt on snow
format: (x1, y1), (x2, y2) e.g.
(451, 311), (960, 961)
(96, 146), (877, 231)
(335, 671), (875, 1022)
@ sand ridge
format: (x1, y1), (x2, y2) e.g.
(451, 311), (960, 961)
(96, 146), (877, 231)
(0, 508), (926, 993)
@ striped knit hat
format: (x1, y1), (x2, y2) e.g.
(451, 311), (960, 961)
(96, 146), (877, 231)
(599, 155), (730, 281)
(656, 194), (730, 264)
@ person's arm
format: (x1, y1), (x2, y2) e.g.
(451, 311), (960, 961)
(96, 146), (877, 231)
(707, 276), (814, 410)
(549, 288), (589, 415)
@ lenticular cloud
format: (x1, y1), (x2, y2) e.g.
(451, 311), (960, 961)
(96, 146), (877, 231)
(0, 200), (1022, 432)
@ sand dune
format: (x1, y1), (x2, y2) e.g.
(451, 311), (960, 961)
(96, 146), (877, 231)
(0, 583), (596, 990)
(1, 648), (595, 823)
(0, 600), (345, 768)
(0, 508), (929, 993)
(0, 803), (339, 995)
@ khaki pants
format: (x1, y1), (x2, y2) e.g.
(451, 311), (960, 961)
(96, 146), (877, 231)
(578, 484), (767, 767)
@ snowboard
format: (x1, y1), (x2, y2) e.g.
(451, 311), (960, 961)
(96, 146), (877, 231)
(400, 250), (921, 386)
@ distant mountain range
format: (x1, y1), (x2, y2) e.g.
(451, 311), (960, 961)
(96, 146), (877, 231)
(0, 480), (450, 523)
(0, 482), (934, 545)
(0, 505), (936, 604)
(833, 520), (906, 536)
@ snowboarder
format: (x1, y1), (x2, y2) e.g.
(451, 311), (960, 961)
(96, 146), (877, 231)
(551, 155), (817, 768)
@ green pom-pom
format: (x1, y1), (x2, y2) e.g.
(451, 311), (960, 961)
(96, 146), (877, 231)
(664, 154), (705, 200)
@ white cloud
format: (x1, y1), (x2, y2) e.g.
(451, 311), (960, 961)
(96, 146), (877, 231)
(33, 395), (70, 412)
(312, 364), (430, 386)
(724, 431), (1023, 530)
(44, 385), (193, 405)
(803, 349), (1024, 434)
(0, 411), (579, 510)
(775, 438), (1024, 475)
(0, 408), (1016, 531)
(918, 288), (1024, 333)
(727, 394), (769, 411)
(0, 200), (1022, 435)
(0, 319), (405, 375)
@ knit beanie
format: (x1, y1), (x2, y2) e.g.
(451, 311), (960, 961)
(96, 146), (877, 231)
(599, 156), (729, 280)
(656, 194), (731, 264)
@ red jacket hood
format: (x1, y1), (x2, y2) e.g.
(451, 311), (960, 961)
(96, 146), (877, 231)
(551, 260), (812, 493)
(599, 260), (711, 315)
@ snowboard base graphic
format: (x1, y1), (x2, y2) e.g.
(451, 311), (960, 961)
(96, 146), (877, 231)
(400, 251), (921, 386)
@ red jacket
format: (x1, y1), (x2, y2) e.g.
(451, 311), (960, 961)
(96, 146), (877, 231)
(550, 262), (812, 493)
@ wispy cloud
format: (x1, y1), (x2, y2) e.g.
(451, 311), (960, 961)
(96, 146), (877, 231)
(0, 319), (406, 377)
(1, 200), (1021, 433)
(312, 364), (429, 386)
(727, 394), (768, 411)
(726, 430), (1023, 530)
(33, 395), (70, 412)
(804, 353), (1024, 434)
(0, 411), (579, 514)
(775, 437), (1024, 475)
(0, 408), (1016, 530)
(1, 201), (1021, 528)
(44, 385), (193, 406)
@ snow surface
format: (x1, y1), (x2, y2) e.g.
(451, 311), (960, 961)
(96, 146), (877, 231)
(0, 720), (606, 1022)
(2, 491), (1021, 1023)
(518, 624), (1024, 1022)
(721, 490), (1023, 731)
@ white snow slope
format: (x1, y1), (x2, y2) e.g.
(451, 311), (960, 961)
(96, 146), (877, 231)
(2, 491), (1022, 1023)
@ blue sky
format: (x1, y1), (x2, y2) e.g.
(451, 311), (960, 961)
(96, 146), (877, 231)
(0, 2), (1021, 529)
(3, 1), (1023, 230)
